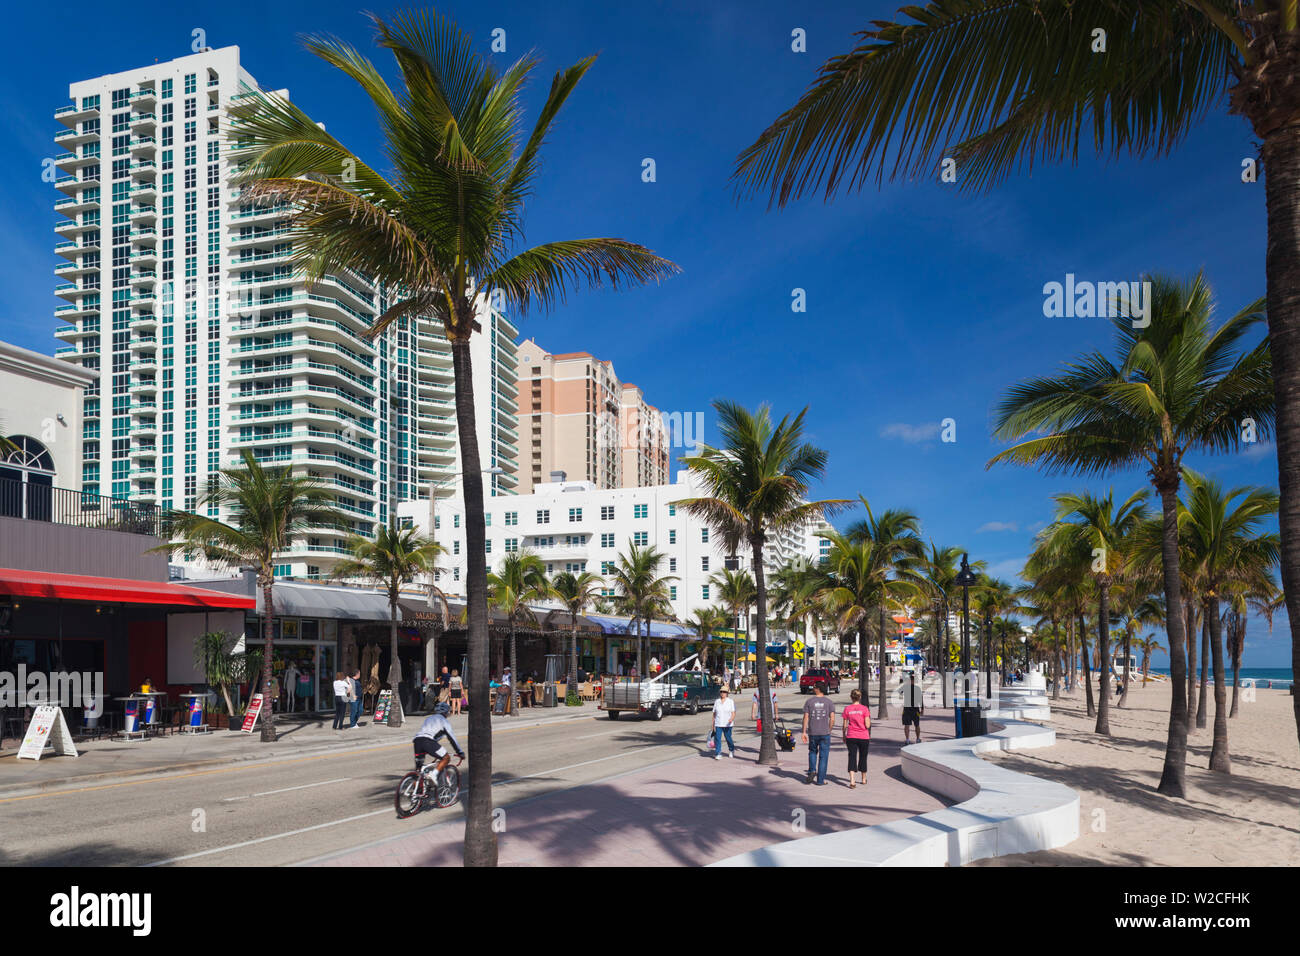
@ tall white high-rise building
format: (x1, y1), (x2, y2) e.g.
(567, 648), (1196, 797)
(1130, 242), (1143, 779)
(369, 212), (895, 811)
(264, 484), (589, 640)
(52, 47), (518, 578)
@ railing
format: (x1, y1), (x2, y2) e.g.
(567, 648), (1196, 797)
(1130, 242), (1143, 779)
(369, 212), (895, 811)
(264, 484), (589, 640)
(0, 476), (163, 537)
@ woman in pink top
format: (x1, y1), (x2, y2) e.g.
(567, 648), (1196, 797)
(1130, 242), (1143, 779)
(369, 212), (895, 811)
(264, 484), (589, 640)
(842, 688), (872, 789)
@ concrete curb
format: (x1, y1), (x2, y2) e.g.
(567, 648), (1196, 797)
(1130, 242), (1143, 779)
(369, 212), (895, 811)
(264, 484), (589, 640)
(0, 708), (597, 799)
(710, 714), (1079, 867)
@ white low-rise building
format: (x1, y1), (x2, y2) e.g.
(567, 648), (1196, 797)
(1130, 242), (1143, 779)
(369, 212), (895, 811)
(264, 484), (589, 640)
(397, 470), (827, 623)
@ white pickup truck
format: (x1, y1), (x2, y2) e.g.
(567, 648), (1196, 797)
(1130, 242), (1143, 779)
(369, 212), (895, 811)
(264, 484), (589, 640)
(600, 654), (705, 721)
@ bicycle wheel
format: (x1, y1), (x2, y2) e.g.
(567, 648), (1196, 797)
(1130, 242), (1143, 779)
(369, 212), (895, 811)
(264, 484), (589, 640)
(394, 771), (425, 818)
(434, 766), (460, 808)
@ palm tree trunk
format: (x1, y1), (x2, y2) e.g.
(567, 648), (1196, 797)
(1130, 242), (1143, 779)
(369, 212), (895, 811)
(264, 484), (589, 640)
(1261, 122), (1300, 759)
(1155, 482), (1190, 798)
(451, 335), (496, 867)
(1186, 601), (1198, 732)
(387, 589), (404, 727)
(877, 605), (889, 719)
(260, 579), (276, 742)
(1079, 612), (1095, 718)
(937, 605), (951, 708)
(750, 532), (777, 765)
(1208, 593), (1230, 773)
(1196, 613), (1209, 730)
(509, 621), (519, 712)
(1096, 585), (1111, 735)
(857, 626), (870, 709)
(1051, 617), (1061, 701)
(1119, 626), (1132, 708)
(1229, 614), (1243, 718)
(568, 615), (579, 703)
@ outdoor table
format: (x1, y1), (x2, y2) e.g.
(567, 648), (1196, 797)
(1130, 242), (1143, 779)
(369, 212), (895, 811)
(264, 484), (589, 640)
(114, 696), (150, 740)
(177, 693), (210, 734)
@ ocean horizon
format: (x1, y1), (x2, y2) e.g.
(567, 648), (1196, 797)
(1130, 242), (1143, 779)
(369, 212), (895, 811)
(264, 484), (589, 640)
(1148, 666), (1293, 684)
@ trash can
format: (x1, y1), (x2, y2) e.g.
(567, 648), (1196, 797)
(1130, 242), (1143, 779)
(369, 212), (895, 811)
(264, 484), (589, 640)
(960, 707), (987, 738)
(542, 682), (557, 708)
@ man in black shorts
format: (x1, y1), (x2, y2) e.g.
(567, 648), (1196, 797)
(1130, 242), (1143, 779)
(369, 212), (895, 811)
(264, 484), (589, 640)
(901, 672), (924, 743)
(412, 702), (464, 776)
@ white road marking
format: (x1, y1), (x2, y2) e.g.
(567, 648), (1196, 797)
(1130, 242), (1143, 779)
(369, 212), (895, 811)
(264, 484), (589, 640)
(221, 777), (352, 802)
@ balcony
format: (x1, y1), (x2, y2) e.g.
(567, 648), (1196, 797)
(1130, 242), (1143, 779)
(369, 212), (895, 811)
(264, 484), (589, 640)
(129, 112), (157, 132)
(55, 103), (99, 128)
(129, 270), (157, 288)
(130, 89), (157, 106)
(0, 476), (163, 538)
(130, 204), (157, 223)
(54, 127), (95, 148)
(55, 195), (100, 217)
(53, 152), (94, 172)
(54, 302), (98, 320)
(130, 162), (157, 180)
(129, 137), (156, 156)
(130, 313), (158, 332)
(54, 219), (95, 237)
(130, 248), (158, 266)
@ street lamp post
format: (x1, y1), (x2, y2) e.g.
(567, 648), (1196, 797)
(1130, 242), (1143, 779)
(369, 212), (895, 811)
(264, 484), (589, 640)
(954, 554), (977, 737)
(1022, 632), (1030, 671)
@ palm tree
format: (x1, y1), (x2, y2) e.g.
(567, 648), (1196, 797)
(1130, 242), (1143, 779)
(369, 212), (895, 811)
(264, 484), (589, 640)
(685, 606), (727, 671)
(487, 552), (550, 713)
(845, 498), (922, 718)
(973, 576), (1019, 700)
(1043, 489), (1149, 735)
(1135, 636), (1165, 687)
(917, 544), (981, 708)
(610, 543), (675, 676)
(815, 531), (904, 712)
(551, 570), (603, 704)
(331, 524), (444, 726)
(680, 401), (843, 765)
(1228, 584), (1284, 715)
(1178, 471), (1280, 771)
(709, 568), (757, 675)
(988, 277), (1271, 796)
(230, 10), (678, 867)
(156, 450), (345, 742)
(731, 5), (1300, 755)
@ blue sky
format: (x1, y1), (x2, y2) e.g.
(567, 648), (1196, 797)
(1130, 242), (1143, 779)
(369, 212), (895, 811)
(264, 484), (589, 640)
(1, 1), (1289, 665)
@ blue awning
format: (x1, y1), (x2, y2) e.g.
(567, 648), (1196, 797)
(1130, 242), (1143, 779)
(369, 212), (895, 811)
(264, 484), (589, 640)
(585, 614), (695, 639)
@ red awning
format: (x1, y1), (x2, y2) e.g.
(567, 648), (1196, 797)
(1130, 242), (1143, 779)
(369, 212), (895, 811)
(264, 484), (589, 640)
(0, 568), (255, 609)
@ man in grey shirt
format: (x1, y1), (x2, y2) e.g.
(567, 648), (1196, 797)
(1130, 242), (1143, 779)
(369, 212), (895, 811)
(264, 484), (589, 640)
(802, 683), (836, 785)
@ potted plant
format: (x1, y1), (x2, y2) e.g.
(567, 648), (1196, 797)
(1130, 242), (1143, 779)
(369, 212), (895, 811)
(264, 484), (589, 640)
(195, 631), (262, 730)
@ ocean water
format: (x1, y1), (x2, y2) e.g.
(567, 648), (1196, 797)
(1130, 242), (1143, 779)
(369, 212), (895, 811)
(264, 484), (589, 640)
(1148, 666), (1292, 685)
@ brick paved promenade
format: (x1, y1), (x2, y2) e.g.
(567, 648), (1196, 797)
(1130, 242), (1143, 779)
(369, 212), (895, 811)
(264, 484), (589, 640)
(313, 708), (955, 867)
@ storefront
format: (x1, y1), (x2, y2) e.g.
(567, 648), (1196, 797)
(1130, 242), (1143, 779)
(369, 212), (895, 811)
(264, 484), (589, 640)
(0, 567), (253, 713)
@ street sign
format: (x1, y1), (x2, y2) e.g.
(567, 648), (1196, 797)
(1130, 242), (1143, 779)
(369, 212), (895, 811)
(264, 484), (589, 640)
(373, 689), (393, 723)
(17, 706), (79, 761)
(240, 693), (265, 733)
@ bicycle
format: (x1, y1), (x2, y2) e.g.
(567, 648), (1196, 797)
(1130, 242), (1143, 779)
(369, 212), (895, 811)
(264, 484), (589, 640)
(394, 755), (463, 818)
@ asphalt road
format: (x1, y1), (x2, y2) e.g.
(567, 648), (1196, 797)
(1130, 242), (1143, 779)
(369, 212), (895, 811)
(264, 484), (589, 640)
(0, 699), (797, 867)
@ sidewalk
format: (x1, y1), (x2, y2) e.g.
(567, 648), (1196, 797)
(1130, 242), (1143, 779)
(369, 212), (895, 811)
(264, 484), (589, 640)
(311, 707), (956, 867)
(0, 703), (590, 797)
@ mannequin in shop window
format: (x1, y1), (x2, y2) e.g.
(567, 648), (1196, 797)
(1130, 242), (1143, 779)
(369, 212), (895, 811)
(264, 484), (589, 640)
(284, 661), (300, 712)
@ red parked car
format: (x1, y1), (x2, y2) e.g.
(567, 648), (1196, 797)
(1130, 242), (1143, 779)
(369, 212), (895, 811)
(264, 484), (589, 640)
(799, 668), (841, 695)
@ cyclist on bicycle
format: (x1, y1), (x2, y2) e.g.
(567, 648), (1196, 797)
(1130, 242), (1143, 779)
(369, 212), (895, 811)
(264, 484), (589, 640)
(412, 702), (464, 778)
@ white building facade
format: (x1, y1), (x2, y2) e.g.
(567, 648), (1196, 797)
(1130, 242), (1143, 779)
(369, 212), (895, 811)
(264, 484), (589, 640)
(397, 471), (826, 622)
(52, 47), (519, 579)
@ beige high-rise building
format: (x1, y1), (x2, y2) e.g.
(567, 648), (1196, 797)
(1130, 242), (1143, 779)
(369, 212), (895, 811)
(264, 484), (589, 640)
(516, 339), (668, 493)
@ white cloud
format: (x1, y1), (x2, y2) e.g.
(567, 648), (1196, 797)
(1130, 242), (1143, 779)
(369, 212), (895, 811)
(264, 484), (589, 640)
(977, 521), (1019, 533)
(880, 422), (940, 444)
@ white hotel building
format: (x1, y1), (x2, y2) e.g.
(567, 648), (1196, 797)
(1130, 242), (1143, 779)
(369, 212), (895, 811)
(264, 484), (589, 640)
(397, 471), (828, 623)
(52, 47), (519, 579)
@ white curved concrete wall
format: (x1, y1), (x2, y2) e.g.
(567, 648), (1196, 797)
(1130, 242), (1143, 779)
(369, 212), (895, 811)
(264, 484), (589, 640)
(712, 718), (1078, 867)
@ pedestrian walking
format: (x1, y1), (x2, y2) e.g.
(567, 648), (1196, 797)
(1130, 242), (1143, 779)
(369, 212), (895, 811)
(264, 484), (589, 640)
(901, 671), (924, 743)
(332, 672), (350, 730)
(801, 682), (835, 785)
(349, 669), (363, 727)
(711, 687), (736, 759)
(842, 688), (871, 789)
